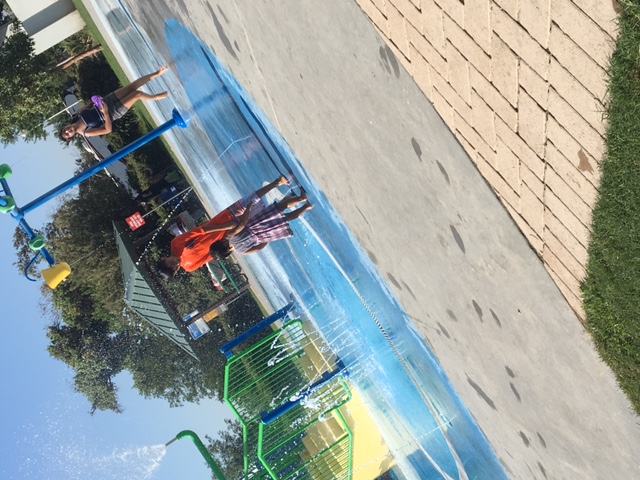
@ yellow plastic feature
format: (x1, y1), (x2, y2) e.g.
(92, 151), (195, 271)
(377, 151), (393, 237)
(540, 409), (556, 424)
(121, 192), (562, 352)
(42, 263), (72, 289)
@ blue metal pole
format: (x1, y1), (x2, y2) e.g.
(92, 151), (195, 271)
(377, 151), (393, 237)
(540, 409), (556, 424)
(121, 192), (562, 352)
(24, 252), (44, 281)
(1, 178), (14, 198)
(220, 302), (294, 359)
(260, 361), (348, 425)
(16, 217), (55, 265)
(3, 176), (55, 266)
(21, 109), (187, 215)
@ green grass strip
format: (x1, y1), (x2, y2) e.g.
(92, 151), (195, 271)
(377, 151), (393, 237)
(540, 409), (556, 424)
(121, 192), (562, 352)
(583, 3), (640, 414)
(72, 1), (139, 101)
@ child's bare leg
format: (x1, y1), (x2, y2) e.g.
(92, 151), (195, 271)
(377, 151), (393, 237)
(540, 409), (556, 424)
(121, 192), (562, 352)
(139, 91), (168, 101)
(119, 90), (168, 110)
(284, 203), (312, 222)
(256, 175), (289, 198)
(112, 67), (168, 101)
(128, 66), (167, 90)
(276, 191), (309, 212)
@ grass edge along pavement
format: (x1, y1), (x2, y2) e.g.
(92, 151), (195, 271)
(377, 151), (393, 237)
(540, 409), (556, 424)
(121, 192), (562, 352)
(582, 4), (640, 415)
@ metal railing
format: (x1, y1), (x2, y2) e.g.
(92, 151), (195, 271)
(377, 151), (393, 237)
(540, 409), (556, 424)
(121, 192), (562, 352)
(222, 318), (352, 480)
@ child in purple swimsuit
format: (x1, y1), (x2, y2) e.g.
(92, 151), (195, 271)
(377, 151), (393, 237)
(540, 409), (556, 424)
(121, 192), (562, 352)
(60, 67), (169, 141)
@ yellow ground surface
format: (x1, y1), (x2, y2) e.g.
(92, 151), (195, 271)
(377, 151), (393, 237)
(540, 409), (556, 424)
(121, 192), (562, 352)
(298, 322), (393, 479)
(341, 386), (394, 480)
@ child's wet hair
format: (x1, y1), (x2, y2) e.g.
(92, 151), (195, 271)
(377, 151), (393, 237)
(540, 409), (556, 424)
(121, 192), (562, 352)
(59, 126), (73, 145)
(156, 258), (178, 280)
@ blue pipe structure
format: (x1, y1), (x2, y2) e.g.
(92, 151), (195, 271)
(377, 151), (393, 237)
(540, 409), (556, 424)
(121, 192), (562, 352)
(21, 109), (187, 215)
(260, 359), (348, 425)
(219, 302), (294, 359)
(0, 109), (188, 287)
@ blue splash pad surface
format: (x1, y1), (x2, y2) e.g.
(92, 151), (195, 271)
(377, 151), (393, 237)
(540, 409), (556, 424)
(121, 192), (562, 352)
(165, 18), (506, 480)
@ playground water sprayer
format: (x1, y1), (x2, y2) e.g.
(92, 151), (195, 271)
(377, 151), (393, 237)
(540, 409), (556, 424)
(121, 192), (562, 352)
(165, 430), (227, 480)
(0, 109), (188, 289)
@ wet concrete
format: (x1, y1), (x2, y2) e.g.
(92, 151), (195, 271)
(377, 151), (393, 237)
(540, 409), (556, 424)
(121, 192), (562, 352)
(89, 0), (640, 478)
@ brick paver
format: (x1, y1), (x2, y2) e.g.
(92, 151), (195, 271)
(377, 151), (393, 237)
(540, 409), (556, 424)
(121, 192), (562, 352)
(356, 0), (620, 320)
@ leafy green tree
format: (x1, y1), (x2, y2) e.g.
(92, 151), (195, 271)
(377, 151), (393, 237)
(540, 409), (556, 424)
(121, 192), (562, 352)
(0, 21), (71, 144)
(43, 154), (139, 322)
(73, 356), (124, 414)
(127, 332), (217, 406)
(206, 419), (244, 480)
(46, 316), (130, 414)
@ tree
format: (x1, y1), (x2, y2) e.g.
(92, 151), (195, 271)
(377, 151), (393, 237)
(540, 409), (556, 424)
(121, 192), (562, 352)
(126, 328), (217, 406)
(46, 46), (104, 74)
(0, 21), (72, 144)
(73, 358), (124, 414)
(206, 419), (244, 480)
(47, 319), (129, 414)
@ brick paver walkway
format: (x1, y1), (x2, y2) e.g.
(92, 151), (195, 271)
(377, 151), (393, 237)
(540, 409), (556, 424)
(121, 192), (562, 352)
(356, 0), (621, 320)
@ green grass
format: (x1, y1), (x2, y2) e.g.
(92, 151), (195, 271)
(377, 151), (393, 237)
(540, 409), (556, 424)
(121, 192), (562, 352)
(72, 1), (135, 97)
(582, 3), (640, 414)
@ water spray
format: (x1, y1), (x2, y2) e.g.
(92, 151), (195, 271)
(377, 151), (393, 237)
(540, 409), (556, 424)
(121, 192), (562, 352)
(165, 430), (227, 480)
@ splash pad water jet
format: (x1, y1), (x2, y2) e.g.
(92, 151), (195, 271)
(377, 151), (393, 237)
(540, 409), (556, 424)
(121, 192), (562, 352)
(165, 430), (227, 479)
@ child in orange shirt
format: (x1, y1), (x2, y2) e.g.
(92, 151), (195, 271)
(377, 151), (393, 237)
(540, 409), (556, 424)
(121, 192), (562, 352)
(156, 176), (290, 278)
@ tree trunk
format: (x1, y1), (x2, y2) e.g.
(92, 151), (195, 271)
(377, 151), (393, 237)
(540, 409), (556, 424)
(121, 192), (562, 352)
(49, 46), (104, 74)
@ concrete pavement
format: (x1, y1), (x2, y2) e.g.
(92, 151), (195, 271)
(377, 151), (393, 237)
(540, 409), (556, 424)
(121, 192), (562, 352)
(88, 0), (640, 478)
(355, 0), (621, 322)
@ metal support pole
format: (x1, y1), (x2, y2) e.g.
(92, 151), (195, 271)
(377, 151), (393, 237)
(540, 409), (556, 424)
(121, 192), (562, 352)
(220, 302), (294, 359)
(166, 430), (227, 480)
(0, 109), (187, 287)
(21, 109), (187, 215)
(260, 360), (348, 425)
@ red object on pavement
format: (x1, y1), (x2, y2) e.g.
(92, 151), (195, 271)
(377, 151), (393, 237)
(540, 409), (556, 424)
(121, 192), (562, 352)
(126, 212), (146, 231)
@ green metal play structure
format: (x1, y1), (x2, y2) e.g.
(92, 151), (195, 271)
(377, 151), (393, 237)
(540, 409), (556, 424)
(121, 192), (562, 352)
(167, 304), (354, 480)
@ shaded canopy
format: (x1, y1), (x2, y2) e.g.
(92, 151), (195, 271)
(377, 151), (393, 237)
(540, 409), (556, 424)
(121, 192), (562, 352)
(113, 221), (197, 358)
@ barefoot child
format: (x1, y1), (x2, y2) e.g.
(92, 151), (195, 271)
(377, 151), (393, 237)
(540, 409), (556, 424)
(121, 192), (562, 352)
(157, 176), (311, 278)
(60, 67), (169, 141)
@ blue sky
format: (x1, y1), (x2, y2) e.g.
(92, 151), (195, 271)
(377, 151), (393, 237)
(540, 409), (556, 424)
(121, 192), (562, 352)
(0, 132), (233, 479)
